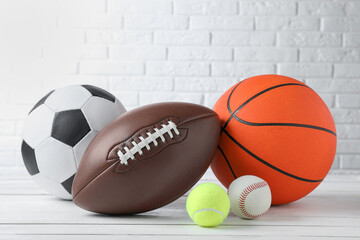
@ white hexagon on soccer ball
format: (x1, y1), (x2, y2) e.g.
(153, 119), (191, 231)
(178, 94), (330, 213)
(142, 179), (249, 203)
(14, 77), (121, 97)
(35, 137), (77, 183)
(73, 130), (98, 167)
(23, 105), (55, 149)
(32, 174), (72, 200)
(81, 97), (126, 132)
(45, 85), (92, 112)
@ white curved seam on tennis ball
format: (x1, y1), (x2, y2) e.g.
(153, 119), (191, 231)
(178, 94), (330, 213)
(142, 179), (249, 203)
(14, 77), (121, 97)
(193, 208), (225, 220)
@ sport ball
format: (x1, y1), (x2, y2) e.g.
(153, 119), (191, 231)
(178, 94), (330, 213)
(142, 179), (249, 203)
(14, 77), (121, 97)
(72, 102), (221, 214)
(211, 75), (337, 205)
(186, 183), (230, 227)
(21, 85), (126, 200)
(228, 175), (271, 219)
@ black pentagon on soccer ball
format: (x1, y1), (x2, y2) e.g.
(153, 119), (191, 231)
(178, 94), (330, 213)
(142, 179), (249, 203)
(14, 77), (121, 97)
(29, 90), (54, 114)
(61, 174), (75, 194)
(82, 85), (116, 103)
(21, 141), (39, 176)
(51, 110), (91, 147)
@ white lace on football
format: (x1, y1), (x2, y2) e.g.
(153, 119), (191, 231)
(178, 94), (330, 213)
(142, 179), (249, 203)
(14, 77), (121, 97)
(117, 121), (180, 166)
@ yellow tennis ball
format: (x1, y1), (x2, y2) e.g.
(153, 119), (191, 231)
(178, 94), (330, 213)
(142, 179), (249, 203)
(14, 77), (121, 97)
(186, 183), (230, 227)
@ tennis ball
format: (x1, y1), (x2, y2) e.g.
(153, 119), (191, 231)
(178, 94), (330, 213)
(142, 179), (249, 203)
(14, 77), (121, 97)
(186, 183), (230, 227)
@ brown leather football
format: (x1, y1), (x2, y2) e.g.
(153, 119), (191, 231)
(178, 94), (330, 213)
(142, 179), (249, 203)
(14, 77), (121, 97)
(72, 102), (221, 214)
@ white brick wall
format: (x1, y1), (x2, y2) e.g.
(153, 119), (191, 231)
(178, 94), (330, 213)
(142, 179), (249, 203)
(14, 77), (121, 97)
(0, 0), (359, 174)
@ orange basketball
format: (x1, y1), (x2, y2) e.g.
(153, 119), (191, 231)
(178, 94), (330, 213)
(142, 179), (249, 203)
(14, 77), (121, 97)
(211, 75), (337, 205)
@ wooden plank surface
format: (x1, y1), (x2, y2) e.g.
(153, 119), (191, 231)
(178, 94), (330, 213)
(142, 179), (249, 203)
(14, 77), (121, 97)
(0, 174), (359, 239)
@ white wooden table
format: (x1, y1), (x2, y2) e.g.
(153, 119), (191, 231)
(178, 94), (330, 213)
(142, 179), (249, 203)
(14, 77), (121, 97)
(0, 169), (359, 240)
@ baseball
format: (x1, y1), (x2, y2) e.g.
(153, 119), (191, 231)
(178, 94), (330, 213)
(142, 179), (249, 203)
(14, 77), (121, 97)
(228, 175), (272, 219)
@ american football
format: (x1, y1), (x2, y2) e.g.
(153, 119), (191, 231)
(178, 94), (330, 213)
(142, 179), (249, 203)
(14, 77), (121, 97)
(72, 102), (221, 214)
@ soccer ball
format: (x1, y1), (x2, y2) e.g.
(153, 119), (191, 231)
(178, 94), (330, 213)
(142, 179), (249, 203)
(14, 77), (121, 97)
(21, 85), (126, 200)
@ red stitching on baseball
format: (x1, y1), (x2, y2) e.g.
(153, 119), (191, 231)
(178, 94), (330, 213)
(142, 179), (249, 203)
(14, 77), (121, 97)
(238, 181), (268, 219)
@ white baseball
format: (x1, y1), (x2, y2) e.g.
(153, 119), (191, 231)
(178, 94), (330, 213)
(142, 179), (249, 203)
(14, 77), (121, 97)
(228, 175), (271, 219)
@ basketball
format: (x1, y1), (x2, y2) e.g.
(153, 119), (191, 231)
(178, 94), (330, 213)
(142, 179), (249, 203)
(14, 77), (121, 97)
(211, 75), (337, 205)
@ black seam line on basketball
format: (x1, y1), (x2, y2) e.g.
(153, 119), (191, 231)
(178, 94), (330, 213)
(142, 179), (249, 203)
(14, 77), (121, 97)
(222, 129), (323, 183)
(227, 81), (244, 115)
(217, 146), (237, 180)
(223, 83), (309, 129)
(235, 118), (337, 137)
